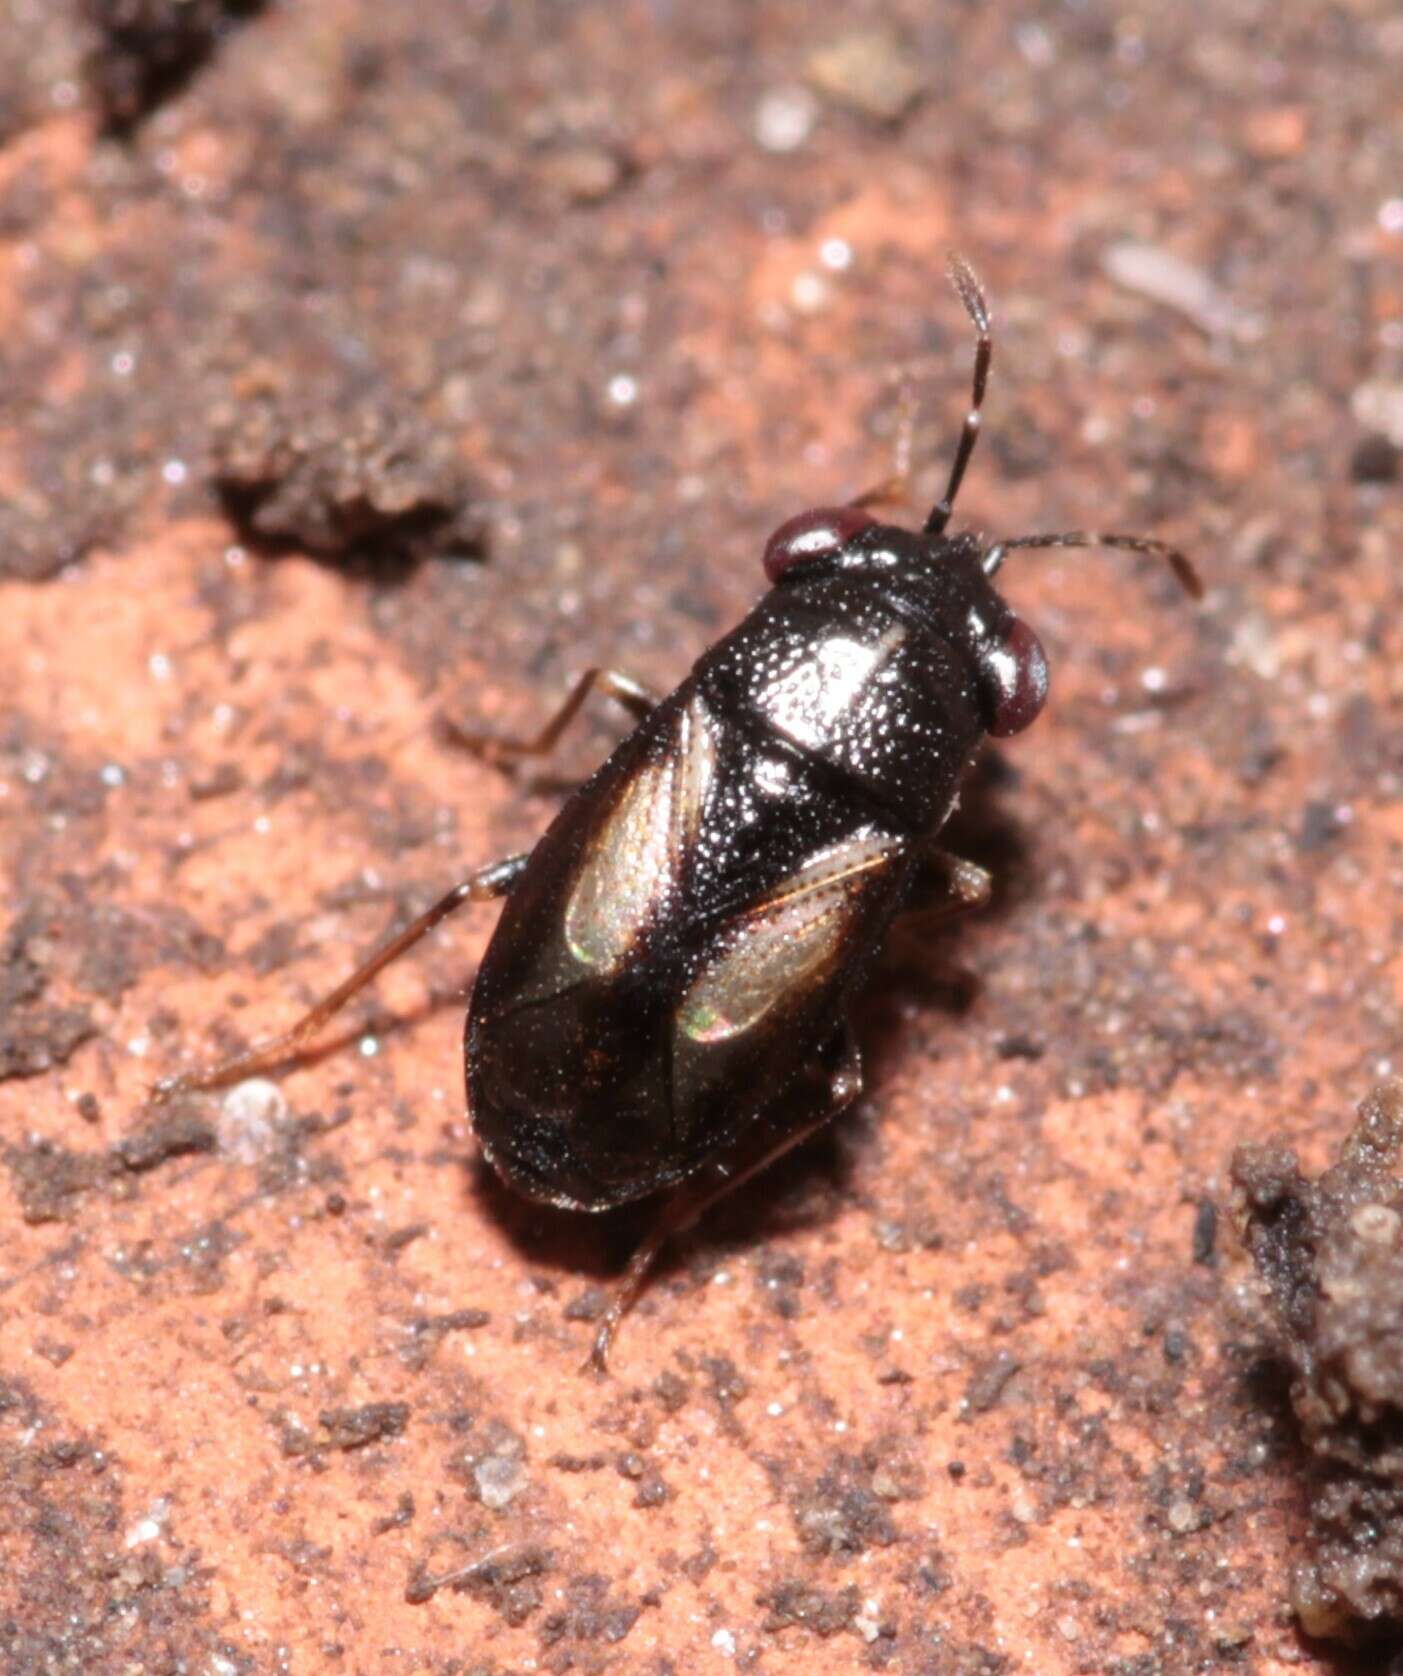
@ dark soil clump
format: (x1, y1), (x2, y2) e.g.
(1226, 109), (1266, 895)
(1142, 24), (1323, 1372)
(1233, 1079), (1403, 1647)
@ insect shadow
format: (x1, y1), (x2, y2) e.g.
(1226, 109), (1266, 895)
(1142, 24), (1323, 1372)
(213, 480), (485, 583)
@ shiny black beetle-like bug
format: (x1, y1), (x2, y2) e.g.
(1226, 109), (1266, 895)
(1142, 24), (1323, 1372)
(155, 259), (1200, 1369)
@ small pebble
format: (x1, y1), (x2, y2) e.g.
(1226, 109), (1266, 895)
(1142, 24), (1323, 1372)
(217, 1078), (287, 1164)
(753, 85), (818, 152)
(539, 144), (624, 203)
(806, 28), (924, 123)
(1104, 241), (1262, 341)
(475, 1450), (527, 1510)
(1351, 379), (1403, 446)
(1167, 1498), (1200, 1533)
(1350, 1203), (1401, 1245)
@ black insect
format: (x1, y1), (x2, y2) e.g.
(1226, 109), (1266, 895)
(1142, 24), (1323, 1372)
(154, 259), (1199, 1368)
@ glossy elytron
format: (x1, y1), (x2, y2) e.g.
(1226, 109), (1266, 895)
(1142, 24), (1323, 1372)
(154, 259), (1199, 1369)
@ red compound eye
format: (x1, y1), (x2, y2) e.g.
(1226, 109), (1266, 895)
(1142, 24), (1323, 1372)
(762, 506), (877, 584)
(978, 616), (1049, 737)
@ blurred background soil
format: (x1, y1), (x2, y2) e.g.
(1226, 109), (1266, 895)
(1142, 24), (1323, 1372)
(1, 2), (1401, 1672)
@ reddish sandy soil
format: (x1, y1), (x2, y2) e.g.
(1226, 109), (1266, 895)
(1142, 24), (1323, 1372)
(1, 4), (1402, 1673)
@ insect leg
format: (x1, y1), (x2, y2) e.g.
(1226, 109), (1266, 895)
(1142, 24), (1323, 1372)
(443, 668), (658, 768)
(585, 1028), (863, 1374)
(885, 851), (991, 997)
(900, 849), (992, 931)
(848, 256), (992, 528)
(150, 851), (531, 1104)
(848, 381), (919, 512)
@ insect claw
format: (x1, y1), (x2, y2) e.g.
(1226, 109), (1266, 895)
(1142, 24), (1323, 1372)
(147, 1066), (223, 1106)
(581, 1339), (613, 1378)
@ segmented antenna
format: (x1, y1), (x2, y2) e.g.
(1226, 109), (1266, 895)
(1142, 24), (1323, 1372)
(982, 530), (1203, 599)
(924, 254), (992, 537)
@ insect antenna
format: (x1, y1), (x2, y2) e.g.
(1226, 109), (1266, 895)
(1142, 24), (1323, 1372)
(923, 253), (992, 536)
(981, 530), (1203, 599)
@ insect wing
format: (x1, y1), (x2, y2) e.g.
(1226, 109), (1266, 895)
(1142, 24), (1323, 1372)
(676, 830), (900, 1043)
(467, 691), (725, 1205)
(669, 825), (906, 1127)
(562, 692), (716, 974)
(476, 690), (719, 1009)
